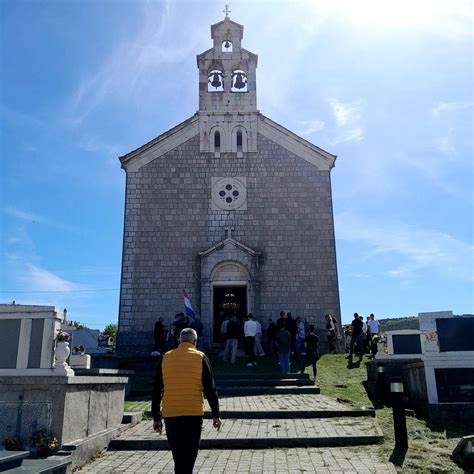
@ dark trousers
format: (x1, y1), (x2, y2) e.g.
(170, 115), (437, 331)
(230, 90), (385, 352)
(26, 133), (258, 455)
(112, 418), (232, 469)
(245, 336), (255, 363)
(165, 416), (203, 474)
(300, 350), (319, 378)
(349, 334), (363, 359)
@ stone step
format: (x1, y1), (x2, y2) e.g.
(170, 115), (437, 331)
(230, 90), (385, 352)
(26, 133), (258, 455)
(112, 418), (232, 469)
(217, 385), (321, 395)
(215, 373), (310, 380)
(109, 418), (384, 450)
(203, 409), (375, 419)
(205, 394), (375, 418)
(4, 457), (72, 473)
(216, 378), (314, 387)
(78, 447), (396, 473)
(0, 451), (29, 471)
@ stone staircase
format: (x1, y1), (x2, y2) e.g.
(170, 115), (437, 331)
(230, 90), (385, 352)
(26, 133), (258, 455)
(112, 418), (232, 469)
(215, 373), (320, 395)
(111, 369), (384, 452)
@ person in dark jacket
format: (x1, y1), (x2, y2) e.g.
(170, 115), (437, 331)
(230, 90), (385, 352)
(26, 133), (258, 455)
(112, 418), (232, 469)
(267, 318), (277, 354)
(222, 315), (240, 364)
(349, 313), (364, 362)
(300, 325), (320, 379)
(152, 328), (221, 473)
(275, 322), (291, 374)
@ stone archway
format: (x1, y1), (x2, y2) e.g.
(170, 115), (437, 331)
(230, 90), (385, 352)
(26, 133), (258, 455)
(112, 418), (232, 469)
(210, 262), (250, 343)
(198, 237), (261, 348)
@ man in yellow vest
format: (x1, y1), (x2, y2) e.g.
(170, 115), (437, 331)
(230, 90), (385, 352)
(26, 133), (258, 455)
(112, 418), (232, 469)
(152, 327), (221, 473)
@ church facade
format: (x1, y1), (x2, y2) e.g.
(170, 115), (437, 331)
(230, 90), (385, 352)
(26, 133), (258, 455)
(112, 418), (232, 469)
(117, 16), (341, 355)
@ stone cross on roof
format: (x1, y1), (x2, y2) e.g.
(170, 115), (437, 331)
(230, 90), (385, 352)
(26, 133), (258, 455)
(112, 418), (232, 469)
(223, 4), (231, 18)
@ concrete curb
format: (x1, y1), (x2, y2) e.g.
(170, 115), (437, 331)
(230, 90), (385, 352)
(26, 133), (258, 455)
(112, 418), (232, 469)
(216, 379), (314, 387)
(109, 434), (384, 451)
(202, 409), (376, 419)
(217, 386), (321, 395)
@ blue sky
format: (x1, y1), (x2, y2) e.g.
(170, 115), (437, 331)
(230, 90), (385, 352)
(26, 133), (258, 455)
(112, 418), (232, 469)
(1, 0), (473, 329)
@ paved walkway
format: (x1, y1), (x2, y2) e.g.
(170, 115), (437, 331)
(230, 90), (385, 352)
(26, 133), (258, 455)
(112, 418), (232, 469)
(112, 418), (381, 442)
(79, 388), (395, 472)
(207, 394), (353, 412)
(79, 448), (396, 473)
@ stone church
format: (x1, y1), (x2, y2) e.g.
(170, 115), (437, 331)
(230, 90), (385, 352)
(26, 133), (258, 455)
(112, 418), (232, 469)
(117, 15), (340, 355)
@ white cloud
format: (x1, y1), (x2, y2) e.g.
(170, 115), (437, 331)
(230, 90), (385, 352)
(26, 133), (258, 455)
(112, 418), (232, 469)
(309, 0), (473, 38)
(22, 264), (83, 292)
(336, 211), (474, 282)
(329, 99), (364, 127)
(297, 119), (325, 136)
(432, 101), (473, 117)
(326, 99), (366, 144)
(3, 207), (74, 232)
(64, 0), (199, 125)
(3, 207), (45, 224)
(434, 136), (455, 155)
(78, 135), (123, 165)
(330, 127), (364, 145)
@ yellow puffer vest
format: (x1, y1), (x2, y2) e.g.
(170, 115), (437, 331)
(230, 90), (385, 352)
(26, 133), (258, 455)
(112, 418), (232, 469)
(162, 342), (205, 418)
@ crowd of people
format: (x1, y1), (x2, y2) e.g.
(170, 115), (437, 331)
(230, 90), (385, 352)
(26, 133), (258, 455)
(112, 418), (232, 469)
(218, 311), (344, 380)
(152, 310), (381, 376)
(344, 313), (380, 362)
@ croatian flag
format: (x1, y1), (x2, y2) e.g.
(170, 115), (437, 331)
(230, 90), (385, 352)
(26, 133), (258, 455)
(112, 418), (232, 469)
(183, 289), (196, 321)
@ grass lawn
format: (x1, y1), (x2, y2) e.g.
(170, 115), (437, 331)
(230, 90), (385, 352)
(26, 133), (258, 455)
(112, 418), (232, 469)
(314, 354), (468, 473)
(124, 353), (469, 472)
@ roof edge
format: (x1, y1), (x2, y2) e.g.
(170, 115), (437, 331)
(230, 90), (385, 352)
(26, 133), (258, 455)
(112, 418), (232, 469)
(119, 114), (198, 167)
(258, 113), (337, 170)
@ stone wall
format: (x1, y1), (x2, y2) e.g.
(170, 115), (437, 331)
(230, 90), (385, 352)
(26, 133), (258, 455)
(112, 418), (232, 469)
(118, 133), (340, 355)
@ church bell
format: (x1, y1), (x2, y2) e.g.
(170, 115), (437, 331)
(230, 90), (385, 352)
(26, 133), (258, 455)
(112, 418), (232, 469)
(210, 72), (222, 89)
(233, 72), (246, 90)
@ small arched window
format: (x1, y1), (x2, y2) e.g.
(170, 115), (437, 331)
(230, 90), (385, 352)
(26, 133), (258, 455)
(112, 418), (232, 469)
(208, 70), (224, 92)
(214, 131), (221, 152)
(222, 40), (233, 52)
(236, 130), (243, 152)
(231, 70), (248, 92)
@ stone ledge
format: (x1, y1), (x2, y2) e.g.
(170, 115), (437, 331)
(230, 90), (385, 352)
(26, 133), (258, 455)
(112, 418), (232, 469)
(0, 375), (129, 385)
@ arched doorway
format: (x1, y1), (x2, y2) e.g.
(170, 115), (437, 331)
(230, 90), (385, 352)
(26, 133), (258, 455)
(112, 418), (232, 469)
(210, 262), (249, 343)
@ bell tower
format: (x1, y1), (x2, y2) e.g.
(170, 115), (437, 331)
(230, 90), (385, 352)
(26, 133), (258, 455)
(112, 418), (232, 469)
(197, 13), (258, 156)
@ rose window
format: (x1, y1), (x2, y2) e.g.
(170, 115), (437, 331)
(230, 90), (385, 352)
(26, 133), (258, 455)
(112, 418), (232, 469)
(211, 177), (247, 211)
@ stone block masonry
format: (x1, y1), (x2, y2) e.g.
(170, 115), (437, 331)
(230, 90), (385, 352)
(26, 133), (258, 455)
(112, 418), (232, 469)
(118, 131), (340, 355)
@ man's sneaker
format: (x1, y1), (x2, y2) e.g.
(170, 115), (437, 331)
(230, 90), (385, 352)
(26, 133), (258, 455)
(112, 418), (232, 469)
(253, 362), (257, 366)
(247, 362), (253, 367)
(259, 353), (266, 357)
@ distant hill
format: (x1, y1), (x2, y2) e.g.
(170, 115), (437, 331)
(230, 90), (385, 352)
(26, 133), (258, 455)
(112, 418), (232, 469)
(379, 316), (419, 332)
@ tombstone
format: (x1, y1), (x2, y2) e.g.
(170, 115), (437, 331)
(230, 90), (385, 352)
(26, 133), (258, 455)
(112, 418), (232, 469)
(375, 329), (424, 359)
(419, 311), (474, 405)
(0, 304), (72, 376)
(0, 304), (130, 466)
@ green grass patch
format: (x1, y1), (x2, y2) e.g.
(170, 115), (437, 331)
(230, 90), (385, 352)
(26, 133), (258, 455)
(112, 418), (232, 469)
(312, 354), (467, 473)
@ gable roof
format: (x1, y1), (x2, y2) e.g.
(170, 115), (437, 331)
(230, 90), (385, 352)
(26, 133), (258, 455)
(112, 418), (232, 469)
(119, 114), (198, 172)
(258, 114), (336, 171)
(118, 112), (336, 172)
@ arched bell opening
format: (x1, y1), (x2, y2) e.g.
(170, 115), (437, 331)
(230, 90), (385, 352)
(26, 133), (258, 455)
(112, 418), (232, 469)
(222, 40), (233, 53)
(231, 69), (248, 92)
(208, 69), (225, 92)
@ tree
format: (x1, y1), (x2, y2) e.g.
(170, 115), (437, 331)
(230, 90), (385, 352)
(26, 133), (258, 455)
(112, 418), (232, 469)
(103, 324), (118, 340)
(70, 320), (89, 330)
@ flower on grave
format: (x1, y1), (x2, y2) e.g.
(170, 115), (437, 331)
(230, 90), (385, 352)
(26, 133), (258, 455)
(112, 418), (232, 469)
(3, 437), (21, 451)
(57, 330), (71, 342)
(74, 344), (86, 354)
(29, 430), (59, 456)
